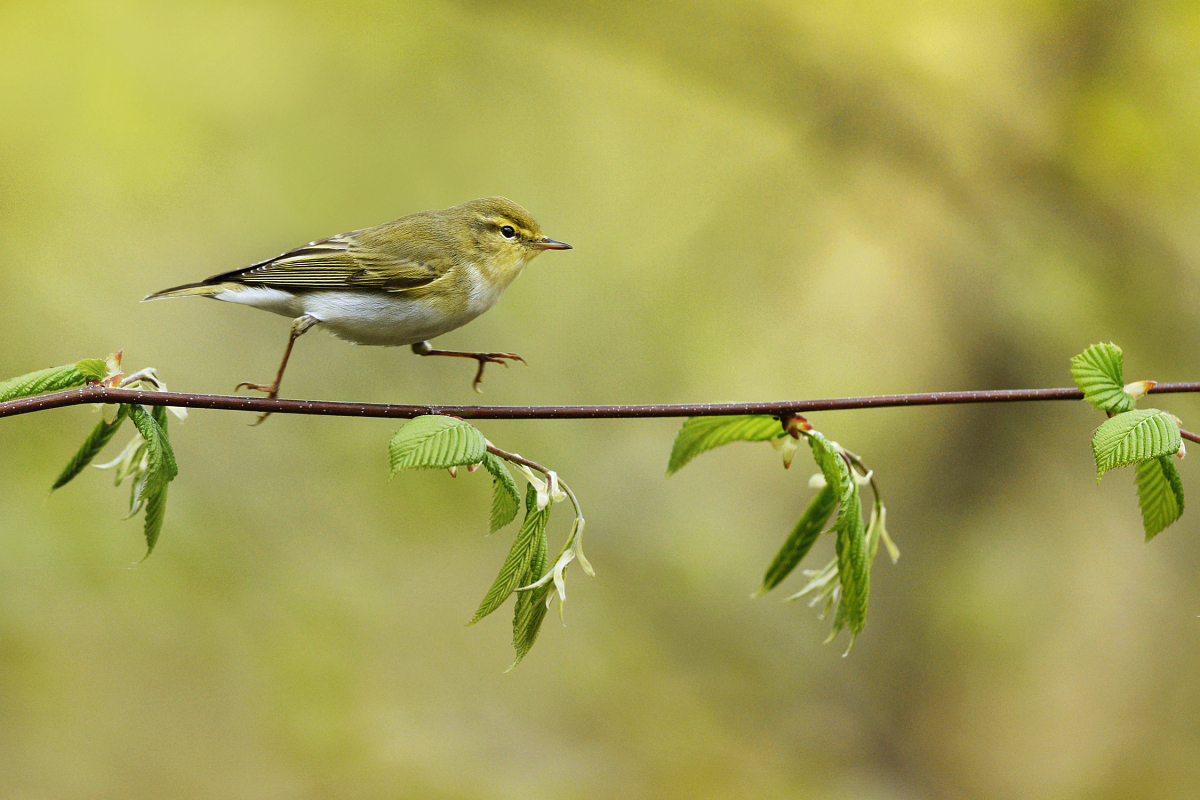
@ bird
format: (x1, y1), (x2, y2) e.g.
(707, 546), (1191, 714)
(144, 197), (570, 419)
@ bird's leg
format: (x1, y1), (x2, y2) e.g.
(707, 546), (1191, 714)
(410, 341), (526, 393)
(236, 314), (319, 423)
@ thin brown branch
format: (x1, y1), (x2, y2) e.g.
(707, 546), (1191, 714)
(1, 383), (1200, 421)
(486, 444), (547, 473)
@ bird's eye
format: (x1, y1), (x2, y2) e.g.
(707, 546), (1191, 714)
(500, 225), (516, 239)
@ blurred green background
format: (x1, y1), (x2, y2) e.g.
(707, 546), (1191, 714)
(2, 1), (1199, 797)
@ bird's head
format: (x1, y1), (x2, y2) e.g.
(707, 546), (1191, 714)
(459, 196), (571, 278)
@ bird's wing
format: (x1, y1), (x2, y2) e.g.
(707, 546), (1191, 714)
(204, 232), (448, 292)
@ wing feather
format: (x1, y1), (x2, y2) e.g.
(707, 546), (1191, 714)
(200, 231), (448, 292)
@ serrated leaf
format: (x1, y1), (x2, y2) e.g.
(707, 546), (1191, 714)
(1092, 409), (1182, 480)
(807, 432), (848, 498)
(808, 432), (869, 649)
(469, 485), (551, 625)
(510, 581), (552, 670)
(143, 485), (168, 556)
(482, 452), (521, 532)
(829, 487), (869, 652)
(109, 405), (180, 558)
(1136, 456), (1184, 541)
(74, 358), (109, 382)
(127, 404), (178, 494)
(52, 405), (129, 490)
(756, 483), (838, 595)
(389, 415), (487, 474)
(149, 404), (177, 479)
(1071, 342), (1135, 414)
(123, 468), (148, 519)
(666, 415), (784, 476)
(0, 364), (88, 402)
(510, 523), (552, 669)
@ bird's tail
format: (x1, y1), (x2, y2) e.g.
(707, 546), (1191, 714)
(142, 282), (228, 301)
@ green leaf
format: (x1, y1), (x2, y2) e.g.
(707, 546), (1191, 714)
(666, 415), (783, 476)
(1071, 342), (1135, 414)
(127, 404), (178, 494)
(1092, 409), (1182, 480)
(0, 364), (88, 402)
(74, 358), (109, 382)
(149, 404), (177, 479)
(469, 485), (551, 625)
(830, 489), (869, 651)
(807, 432), (848, 498)
(143, 484), (168, 556)
(808, 432), (869, 650)
(1136, 456), (1184, 541)
(52, 405), (129, 490)
(389, 415), (487, 474)
(511, 581), (552, 670)
(482, 453), (521, 532)
(510, 522), (552, 669)
(125, 405), (178, 557)
(756, 483), (838, 595)
(126, 469), (149, 519)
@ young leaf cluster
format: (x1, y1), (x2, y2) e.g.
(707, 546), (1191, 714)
(1072, 343), (1185, 539)
(1, 356), (184, 556)
(388, 415), (591, 667)
(667, 415), (897, 652)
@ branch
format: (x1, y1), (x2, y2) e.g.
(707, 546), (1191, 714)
(5, 349), (1191, 660)
(3, 383), (1200, 421)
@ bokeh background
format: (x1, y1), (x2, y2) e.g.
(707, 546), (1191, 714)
(2, 1), (1199, 797)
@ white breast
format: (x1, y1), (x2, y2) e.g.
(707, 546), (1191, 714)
(299, 291), (481, 346)
(212, 260), (525, 347)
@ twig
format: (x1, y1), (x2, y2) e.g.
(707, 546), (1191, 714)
(486, 444), (546, 473)
(2, 383), (1200, 421)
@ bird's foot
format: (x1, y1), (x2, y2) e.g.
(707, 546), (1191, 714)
(410, 342), (526, 392)
(466, 352), (526, 392)
(234, 380), (279, 396)
(234, 381), (280, 425)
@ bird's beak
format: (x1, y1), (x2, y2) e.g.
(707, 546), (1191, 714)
(530, 237), (571, 250)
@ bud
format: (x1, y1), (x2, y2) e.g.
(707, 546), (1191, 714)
(514, 463), (551, 509)
(546, 471), (567, 504)
(770, 435), (800, 468)
(782, 413), (813, 438)
(1123, 380), (1157, 401)
(100, 350), (125, 388)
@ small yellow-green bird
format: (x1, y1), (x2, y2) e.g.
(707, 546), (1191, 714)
(144, 197), (569, 411)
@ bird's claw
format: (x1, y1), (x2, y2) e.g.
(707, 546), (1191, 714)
(234, 381), (280, 425)
(470, 352), (526, 392)
(235, 381), (278, 395)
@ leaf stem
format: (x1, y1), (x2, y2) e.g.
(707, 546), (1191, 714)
(487, 443), (591, 591)
(487, 444), (584, 524)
